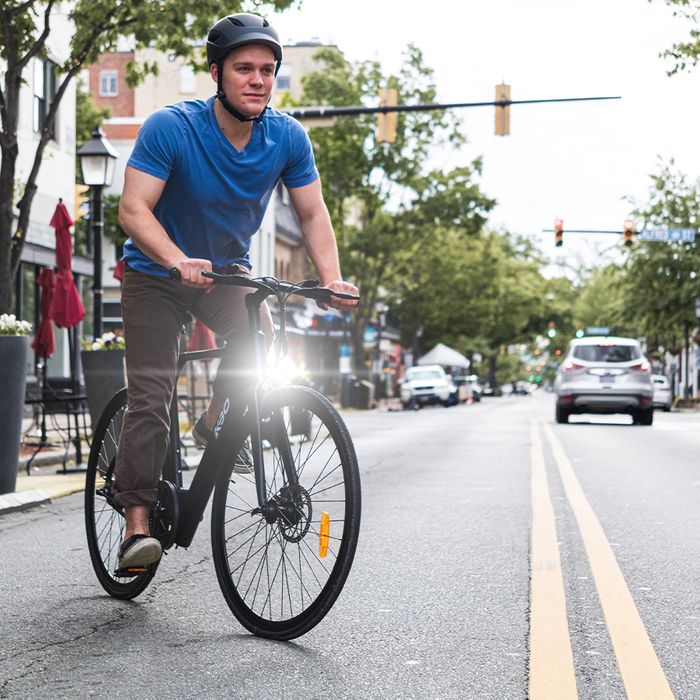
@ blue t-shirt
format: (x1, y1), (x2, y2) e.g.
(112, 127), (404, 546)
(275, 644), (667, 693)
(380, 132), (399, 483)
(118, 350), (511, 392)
(123, 97), (319, 276)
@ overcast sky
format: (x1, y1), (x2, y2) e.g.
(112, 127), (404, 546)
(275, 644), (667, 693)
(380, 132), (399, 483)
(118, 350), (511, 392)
(272, 0), (700, 269)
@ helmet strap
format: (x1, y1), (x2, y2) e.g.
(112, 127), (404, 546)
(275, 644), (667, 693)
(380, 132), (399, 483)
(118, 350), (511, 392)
(215, 60), (269, 123)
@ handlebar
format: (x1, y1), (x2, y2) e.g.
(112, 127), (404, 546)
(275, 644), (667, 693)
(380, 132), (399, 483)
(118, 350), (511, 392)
(169, 268), (360, 304)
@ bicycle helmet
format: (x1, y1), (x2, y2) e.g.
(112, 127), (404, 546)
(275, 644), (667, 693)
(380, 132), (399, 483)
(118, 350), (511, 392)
(207, 13), (283, 123)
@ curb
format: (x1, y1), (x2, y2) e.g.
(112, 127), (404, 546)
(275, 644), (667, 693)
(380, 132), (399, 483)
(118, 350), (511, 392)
(0, 489), (51, 515)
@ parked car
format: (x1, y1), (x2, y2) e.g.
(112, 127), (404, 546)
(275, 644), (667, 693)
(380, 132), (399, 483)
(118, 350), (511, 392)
(651, 374), (672, 412)
(553, 336), (654, 425)
(399, 365), (455, 409)
(452, 374), (482, 402)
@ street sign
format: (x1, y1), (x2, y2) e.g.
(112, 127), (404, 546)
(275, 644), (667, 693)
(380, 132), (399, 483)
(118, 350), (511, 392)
(638, 227), (696, 242)
(586, 326), (610, 335)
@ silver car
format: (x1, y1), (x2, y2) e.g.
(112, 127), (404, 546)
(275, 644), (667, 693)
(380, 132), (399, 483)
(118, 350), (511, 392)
(652, 374), (672, 412)
(554, 336), (654, 425)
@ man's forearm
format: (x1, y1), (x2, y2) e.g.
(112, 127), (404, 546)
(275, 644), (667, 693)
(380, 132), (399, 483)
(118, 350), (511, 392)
(119, 205), (185, 270)
(301, 210), (343, 285)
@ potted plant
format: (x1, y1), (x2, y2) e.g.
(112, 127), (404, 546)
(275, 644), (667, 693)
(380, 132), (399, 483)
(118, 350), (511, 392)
(80, 332), (126, 429)
(0, 314), (32, 494)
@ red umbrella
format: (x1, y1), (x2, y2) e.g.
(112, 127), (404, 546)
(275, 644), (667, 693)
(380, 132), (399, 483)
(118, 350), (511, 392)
(188, 318), (217, 352)
(187, 319), (217, 421)
(31, 267), (56, 359)
(49, 201), (85, 329)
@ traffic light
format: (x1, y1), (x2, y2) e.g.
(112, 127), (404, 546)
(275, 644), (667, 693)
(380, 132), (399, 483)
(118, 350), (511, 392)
(376, 87), (398, 143)
(623, 219), (635, 249)
(547, 322), (557, 338)
(494, 83), (511, 136)
(74, 184), (90, 222)
(554, 218), (564, 247)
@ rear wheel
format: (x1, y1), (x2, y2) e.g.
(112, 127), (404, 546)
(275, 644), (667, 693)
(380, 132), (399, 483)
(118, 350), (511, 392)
(633, 408), (654, 426)
(84, 389), (156, 599)
(211, 386), (361, 640)
(555, 404), (570, 424)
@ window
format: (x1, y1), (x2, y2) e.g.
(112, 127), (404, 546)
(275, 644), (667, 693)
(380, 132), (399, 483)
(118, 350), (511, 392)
(573, 344), (641, 363)
(99, 69), (119, 97)
(276, 64), (291, 91)
(33, 59), (57, 138)
(179, 65), (197, 94)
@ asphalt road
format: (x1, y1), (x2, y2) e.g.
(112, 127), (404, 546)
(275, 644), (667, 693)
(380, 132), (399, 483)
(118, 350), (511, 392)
(0, 393), (698, 699)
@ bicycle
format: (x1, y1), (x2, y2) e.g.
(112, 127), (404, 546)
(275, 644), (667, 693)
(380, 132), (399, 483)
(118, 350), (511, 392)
(84, 272), (361, 640)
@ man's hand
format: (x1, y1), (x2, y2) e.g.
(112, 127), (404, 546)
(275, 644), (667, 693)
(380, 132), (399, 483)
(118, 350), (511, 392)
(320, 280), (359, 311)
(172, 258), (213, 290)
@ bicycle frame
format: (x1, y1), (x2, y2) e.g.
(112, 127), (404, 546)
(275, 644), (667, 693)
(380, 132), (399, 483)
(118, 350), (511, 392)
(162, 286), (299, 549)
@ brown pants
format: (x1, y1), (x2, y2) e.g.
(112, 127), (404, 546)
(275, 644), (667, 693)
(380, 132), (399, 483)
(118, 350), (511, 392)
(113, 266), (273, 507)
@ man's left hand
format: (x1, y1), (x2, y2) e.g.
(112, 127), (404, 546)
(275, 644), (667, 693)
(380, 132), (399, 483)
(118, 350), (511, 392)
(320, 280), (359, 311)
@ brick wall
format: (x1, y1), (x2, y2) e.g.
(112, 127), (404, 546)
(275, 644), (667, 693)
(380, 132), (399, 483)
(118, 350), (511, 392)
(88, 52), (135, 116)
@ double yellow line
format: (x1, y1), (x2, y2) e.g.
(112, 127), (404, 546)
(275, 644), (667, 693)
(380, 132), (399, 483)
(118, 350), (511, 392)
(529, 421), (675, 699)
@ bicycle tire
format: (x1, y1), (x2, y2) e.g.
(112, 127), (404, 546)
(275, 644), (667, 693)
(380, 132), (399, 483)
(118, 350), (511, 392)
(84, 389), (156, 599)
(211, 385), (361, 640)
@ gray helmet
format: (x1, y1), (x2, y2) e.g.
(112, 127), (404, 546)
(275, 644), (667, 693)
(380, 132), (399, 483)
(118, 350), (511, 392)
(206, 13), (283, 70)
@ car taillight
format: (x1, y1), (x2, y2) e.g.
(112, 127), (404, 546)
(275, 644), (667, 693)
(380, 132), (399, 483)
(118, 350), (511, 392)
(630, 360), (651, 373)
(562, 360), (584, 372)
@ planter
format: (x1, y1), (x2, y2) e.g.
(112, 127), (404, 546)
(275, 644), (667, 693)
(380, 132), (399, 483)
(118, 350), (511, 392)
(81, 349), (126, 428)
(0, 336), (29, 494)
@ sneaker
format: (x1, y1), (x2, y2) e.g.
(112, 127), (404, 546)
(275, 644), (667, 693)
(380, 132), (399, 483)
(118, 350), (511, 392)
(233, 440), (254, 475)
(117, 534), (162, 570)
(192, 413), (214, 448)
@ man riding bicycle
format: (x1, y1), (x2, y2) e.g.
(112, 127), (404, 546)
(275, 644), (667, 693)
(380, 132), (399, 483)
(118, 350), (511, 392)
(114, 12), (358, 572)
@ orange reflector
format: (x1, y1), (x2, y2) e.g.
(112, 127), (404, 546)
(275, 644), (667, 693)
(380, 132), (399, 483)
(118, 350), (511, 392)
(319, 511), (330, 558)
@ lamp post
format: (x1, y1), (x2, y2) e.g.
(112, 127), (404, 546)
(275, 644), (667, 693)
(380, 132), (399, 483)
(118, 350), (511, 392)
(374, 306), (388, 398)
(76, 127), (118, 340)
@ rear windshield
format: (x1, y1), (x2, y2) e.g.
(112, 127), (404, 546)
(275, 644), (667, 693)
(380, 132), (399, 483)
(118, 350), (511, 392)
(572, 344), (641, 362)
(407, 369), (443, 381)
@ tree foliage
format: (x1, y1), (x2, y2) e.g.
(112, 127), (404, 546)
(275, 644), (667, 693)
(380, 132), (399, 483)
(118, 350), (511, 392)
(620, 160), (700, 344)
(0, 0), (297, 313)
(656, 0), (700, 74)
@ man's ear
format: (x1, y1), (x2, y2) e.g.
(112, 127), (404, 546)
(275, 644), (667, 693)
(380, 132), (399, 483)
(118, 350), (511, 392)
(210, 62), (218, 83)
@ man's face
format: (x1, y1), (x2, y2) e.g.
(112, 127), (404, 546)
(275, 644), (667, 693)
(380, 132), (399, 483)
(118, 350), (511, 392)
(211, 44), (276, 117)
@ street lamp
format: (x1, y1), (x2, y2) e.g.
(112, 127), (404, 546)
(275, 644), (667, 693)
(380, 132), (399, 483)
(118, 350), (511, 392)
(76, 127), (118, 340)
(374, 306), (388, 398)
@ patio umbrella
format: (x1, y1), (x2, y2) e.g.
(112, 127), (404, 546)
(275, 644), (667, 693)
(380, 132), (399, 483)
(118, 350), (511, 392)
(49, 201), (85, 329)
(31, 267), (56, 359)
(187, 319), (218, 423)
(188, 318), (217, 352)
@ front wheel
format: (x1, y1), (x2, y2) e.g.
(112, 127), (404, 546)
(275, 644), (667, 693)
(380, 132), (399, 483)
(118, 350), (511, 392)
(211, 386), (361, 640)
(84, 389), (156, 599)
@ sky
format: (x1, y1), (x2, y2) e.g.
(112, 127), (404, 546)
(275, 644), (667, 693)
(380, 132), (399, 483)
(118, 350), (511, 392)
(271, 0), (700, 272)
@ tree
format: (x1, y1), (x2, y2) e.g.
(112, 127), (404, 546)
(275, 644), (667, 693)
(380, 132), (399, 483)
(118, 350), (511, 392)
(296, 45), (495, 372)
(620, 160), (700, 345)
(0, 0), (297, 313)
(656, 0), (700, 74)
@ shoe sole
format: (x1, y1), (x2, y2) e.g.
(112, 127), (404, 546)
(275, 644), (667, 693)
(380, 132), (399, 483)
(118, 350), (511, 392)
(118, 539), (162, 569)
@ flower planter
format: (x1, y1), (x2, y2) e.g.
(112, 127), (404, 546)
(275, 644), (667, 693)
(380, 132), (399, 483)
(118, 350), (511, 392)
(81, 349), (126, 429)
(0, 335), (29, 494)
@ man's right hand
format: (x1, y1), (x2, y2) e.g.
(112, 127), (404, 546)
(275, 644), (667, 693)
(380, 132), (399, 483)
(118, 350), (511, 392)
(171, 258), (214, 290)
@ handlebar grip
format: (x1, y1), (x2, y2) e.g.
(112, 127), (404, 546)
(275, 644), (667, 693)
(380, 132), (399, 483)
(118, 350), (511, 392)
(330, 291), (360, 301)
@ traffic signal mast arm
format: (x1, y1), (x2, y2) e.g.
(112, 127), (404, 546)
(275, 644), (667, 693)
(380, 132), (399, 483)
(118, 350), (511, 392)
(283, 95), (621, 121)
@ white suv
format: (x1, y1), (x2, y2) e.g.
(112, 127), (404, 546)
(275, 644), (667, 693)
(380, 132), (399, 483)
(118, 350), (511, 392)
(553, 336), (654, 425)
(400, 365), (455, 409)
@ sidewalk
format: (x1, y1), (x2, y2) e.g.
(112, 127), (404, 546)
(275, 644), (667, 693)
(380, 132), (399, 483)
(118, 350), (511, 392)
(0, 443), (87, 516)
